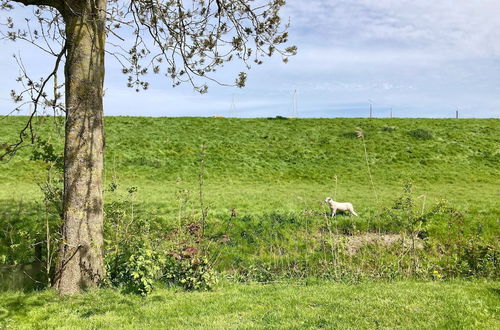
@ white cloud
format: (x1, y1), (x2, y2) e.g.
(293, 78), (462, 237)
(286, 0), (500, 57)
(0, 1), (499, 118)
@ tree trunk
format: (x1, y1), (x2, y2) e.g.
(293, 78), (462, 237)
(53, 0), (107, 295)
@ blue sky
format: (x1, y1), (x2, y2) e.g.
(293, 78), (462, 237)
(1, 0), (499, 118)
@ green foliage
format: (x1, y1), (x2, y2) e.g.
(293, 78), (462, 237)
(377, 181), (423, 232)
(30, 136), (63, 171)
(408, 128), (433, 140)
(267, 115), (288, 120)
(163, 255), (217, 291)
(381, 125), (397, 132)
(103, 185), (217, 295)
(199, 183), (499, 282)
(105, 245), (164, 296)
(0, 223), (36, 265)
(0, 136), (62, 289)
(422, 202), (499, 278)
(103, 186), (165, 295)
(161, 217), (217, 291)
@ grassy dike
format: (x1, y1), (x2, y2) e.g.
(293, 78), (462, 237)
(1, 116), (499, 212)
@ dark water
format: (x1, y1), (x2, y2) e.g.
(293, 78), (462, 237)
(0, 262), (46, 291)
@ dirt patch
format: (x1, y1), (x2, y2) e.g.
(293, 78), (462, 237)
(338, 233), (424, 255)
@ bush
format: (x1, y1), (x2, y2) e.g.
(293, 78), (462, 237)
(341, 131), (359, 139)
(104, 186), (165, 295)
(267, 115), (288, 120)
(381, 125), (397, 132)
(104, 185), (217, 294)
(105, 245), (164, 295)
(162, 220), (218, 291)
(163, 253), (217, 291)
(408, 128), (433, 140)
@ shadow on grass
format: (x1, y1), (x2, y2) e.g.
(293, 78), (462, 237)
(488, 287), (500, 296)
(0, 288), (137, 324)
(0, 290), (50, 322)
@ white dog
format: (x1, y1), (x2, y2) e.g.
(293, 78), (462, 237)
(325, 197), (359, 217)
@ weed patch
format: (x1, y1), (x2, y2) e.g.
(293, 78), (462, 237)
(408, 128), (433, 140)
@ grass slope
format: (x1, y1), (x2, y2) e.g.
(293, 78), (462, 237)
(1, 281), (498, 329)
(1, 116), (499, 215)
(1, 117), (498, 272)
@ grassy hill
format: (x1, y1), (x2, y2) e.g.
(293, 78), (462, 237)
(1, 116), (499, 214)
(0, 116), (499, 282)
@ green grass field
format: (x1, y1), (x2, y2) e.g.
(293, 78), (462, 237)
(1, 116), (499, 213)
(0, 116), (499, 327)
(1, 280), (498, 329)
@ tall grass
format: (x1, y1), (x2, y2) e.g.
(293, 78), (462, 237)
(356, 127), (379, 205)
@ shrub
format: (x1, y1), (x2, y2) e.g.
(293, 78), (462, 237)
(105, 244), (164, 295)
(267, 115), (288, 120)
(0, 137), (64, 286)
(104, 186), (165, 295)
(163, 253), (217, 291)
(341, 131), (359, 139)
(162, 219), (218, 291)
(104, 184), (218, 294)
(381, 125), (397, 132)
(375, 181), (422, 233)
(459, 241), (498, 277)
(408, 128), (433, 140)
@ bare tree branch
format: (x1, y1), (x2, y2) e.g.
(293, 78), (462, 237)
(0, 42), (66, 161)
(1, 0), (296, 155)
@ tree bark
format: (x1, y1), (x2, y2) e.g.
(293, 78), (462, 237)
(53, 0), (107, 295)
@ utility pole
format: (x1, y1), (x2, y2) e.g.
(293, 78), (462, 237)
(369, 99), (373, 118)
(291, 89), (298, 117)
(456, 108), (459, 119)
(230, 94), (236, 117)
(390, 107), (393, 118)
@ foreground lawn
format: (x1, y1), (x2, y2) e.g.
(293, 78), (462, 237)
(1, 281), (498, 329)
